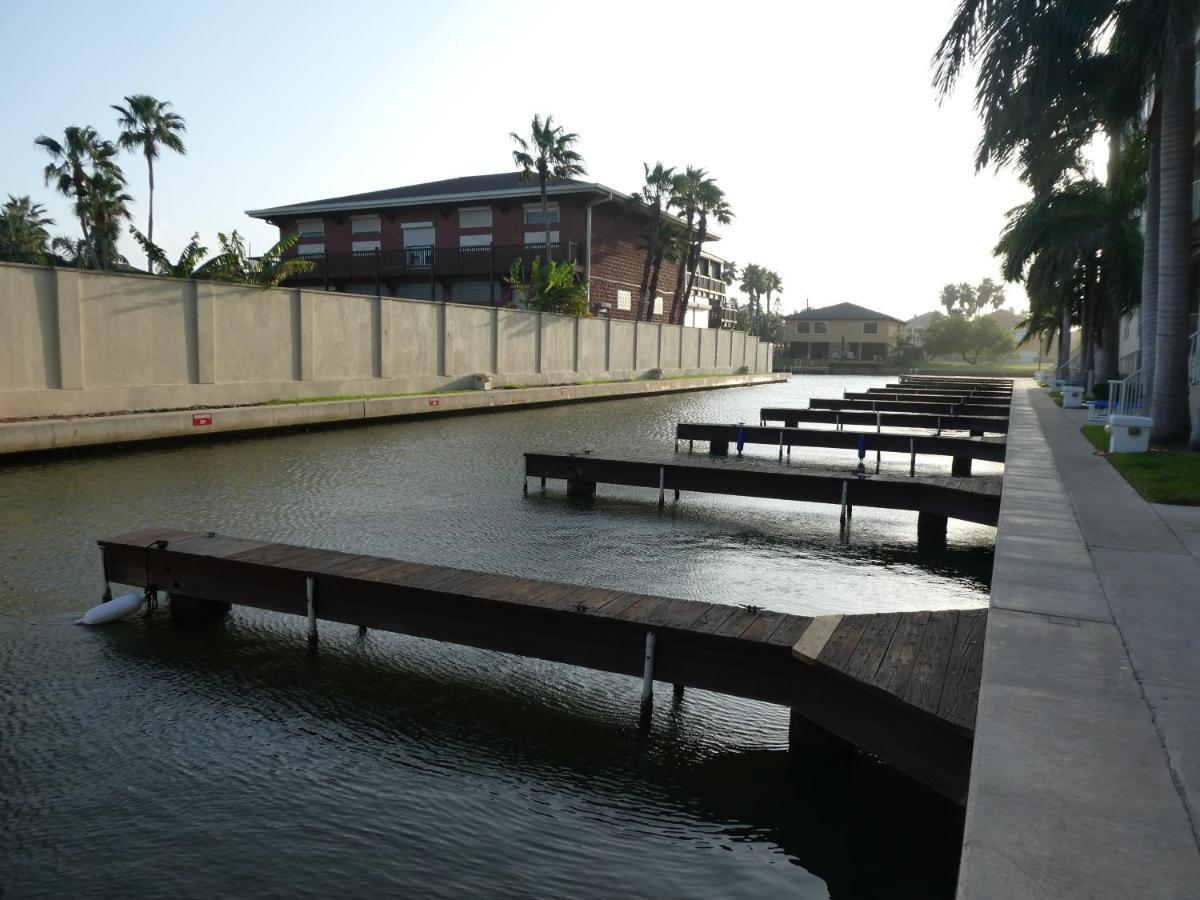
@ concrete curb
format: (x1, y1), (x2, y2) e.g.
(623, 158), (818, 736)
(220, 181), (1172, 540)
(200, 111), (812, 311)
(0, 373), (787, 457)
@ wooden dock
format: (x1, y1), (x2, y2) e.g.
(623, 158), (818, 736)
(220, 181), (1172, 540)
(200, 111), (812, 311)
(673, 423), (1007, 465)
(759, 407), (1011, 435)
(809, 397), (1008, 417)
(523, 451), (1002, 534)
(98, 528), (985, 802)
(847, 391), (1011, 406)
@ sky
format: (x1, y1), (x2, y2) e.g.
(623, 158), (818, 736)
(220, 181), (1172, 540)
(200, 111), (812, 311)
(0, 0), (1034, 321)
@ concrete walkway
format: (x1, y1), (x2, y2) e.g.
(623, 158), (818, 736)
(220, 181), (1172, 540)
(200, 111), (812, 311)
(0, 373), (785, 457)
(958, 383), (1200, 899)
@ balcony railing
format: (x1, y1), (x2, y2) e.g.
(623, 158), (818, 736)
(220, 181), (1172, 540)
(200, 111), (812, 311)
(287, 243), (578, 285)
(690, 273), (728, 297)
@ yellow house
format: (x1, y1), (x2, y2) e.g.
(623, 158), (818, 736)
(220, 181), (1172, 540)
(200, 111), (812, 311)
(783, 302), (904, 361)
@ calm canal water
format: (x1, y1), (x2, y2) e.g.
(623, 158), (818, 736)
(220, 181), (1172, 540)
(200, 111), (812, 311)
(0, 376), (991, 898)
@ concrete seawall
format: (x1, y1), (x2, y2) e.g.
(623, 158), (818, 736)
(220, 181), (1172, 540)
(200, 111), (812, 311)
(0, 261), (773, 419)
(0, 373), (786, 456)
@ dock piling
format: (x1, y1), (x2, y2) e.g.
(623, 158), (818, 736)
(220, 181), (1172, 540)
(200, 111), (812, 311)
(658, 467), (665, 507)
(306, 576), (318, 645)
(917, 512), (949, 552)
(641, 631), (656, 705)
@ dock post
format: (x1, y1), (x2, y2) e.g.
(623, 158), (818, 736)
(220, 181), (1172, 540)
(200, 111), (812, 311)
(910, 438), (916, 477)
(778, 432), (784, 460)
(306, 575), (318, 645)
(658, 467), (665, 507)
(688, 439), (694, 453)
(566, 478), (596, 499)
(917, 512), (949, 552)
(168, 594), (231, 620)
(641, 631), (656, 705)
(951, 455), (973, 477)
(709, 440), (729, 457)
(673, 684), (685, 703)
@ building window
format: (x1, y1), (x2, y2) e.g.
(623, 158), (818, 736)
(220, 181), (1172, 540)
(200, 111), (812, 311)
(653, 296), (663, 316)
(351, 215), (380, 234)
(524, 230), (560, 245)
(352, 240), (381, 252)
(616, 289), (632, 311)
(297, 219), (324, 238)
(459, 206), (493, 229)
(402, 222), (435, 267)
(796, 321), (811, 334)
(524, 203), (560, 226)
(813, 322), (828, 335)
(459, 234), (492, 248)
(298, 243), (325, 255)
(862, 321), (879, 335)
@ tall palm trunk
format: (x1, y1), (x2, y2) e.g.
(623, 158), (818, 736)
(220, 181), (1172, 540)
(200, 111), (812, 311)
(1150, 37), (1195, 442)
(646, 248), (666, 322)
(1058, 302), (1071, 376)
(670, 214), (695, 323)
(636, 209), (659, 321)
(71, 164), (90, 244)
(680, 214), (708, 325)
(1140, 101), (1161, 396)
(539, 173), (551, 266)
(145, 148), (155, 273)
(1081, 253), (1098, 376)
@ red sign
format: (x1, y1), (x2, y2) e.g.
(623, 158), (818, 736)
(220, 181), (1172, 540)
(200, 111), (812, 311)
(192, 412), (213, 426)
(428, 398), (441, 407)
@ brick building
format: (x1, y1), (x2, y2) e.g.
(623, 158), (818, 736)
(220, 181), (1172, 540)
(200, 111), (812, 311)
(246, 172), (733, 326)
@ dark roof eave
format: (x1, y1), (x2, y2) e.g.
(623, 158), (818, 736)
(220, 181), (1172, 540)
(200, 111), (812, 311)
(246, 179), (721, 242)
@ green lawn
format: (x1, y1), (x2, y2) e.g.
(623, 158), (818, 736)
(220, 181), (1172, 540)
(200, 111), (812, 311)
(1081, 424), (1200, 505)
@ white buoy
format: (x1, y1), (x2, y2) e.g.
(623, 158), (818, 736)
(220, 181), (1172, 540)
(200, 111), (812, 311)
(78, 592), (144, 625)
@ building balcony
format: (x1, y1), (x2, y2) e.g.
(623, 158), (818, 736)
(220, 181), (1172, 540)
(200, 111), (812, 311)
(284, 243), (579, 286)
(690, 273), (728, 298)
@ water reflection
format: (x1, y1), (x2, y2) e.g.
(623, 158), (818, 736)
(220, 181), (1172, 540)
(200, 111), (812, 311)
(1, 377), (985, 897)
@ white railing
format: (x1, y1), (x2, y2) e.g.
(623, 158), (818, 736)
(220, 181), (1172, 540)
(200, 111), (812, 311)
(1105, 369), (1147, 421)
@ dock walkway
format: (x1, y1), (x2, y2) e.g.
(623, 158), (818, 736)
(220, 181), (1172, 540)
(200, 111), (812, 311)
(958, 383), (1200, 898)
(98, 528), (985, 802)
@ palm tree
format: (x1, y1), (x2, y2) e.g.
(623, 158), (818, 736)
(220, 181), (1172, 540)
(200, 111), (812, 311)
(0, 195), (54, 264)
(739, 263), (768, 335)
(667, 167), (708, 322)
(34, 126), (121, 245)
(113, 95), (187, 273)
(677, 179), (734, 324)
(630, 162), (676, 321)
(762, 270), (783, 320)
(51, 236), (93, 268)
(935, 0), (1196, 443)
(195, 230), (313, 289)
(80, 172), (133, 270)
(130, 226), (208, 277)
(642, 221), (687, 322)
(510, 115), (586, 265)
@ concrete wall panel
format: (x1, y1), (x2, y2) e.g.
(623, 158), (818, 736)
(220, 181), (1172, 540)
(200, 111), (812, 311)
(699, 328), (717, 369)
(497, 308), (538, 374)
(214, 283), (296, 383)
(540, 314), (575, 374)
(312, 290), (374, 380)
(387, 298), (440, 377)
(0, 265), (57, 390)
(446, 304), (494, 376)
(608, 320), (635, 372)
(577, 317), (606, 372)
(79, 270), (193, 387)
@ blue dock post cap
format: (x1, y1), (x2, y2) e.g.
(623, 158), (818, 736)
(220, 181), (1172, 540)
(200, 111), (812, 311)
(857, 434), (867, 460)
(736, 427), (746, 454)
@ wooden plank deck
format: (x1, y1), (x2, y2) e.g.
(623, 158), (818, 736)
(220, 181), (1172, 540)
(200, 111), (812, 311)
(810, 397), (1010, 417)
(523, 451), (1002, 526)
(760, 407), (1011, 434)
(98, 528), (986, 801)
(674, 423), (1007, 463)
